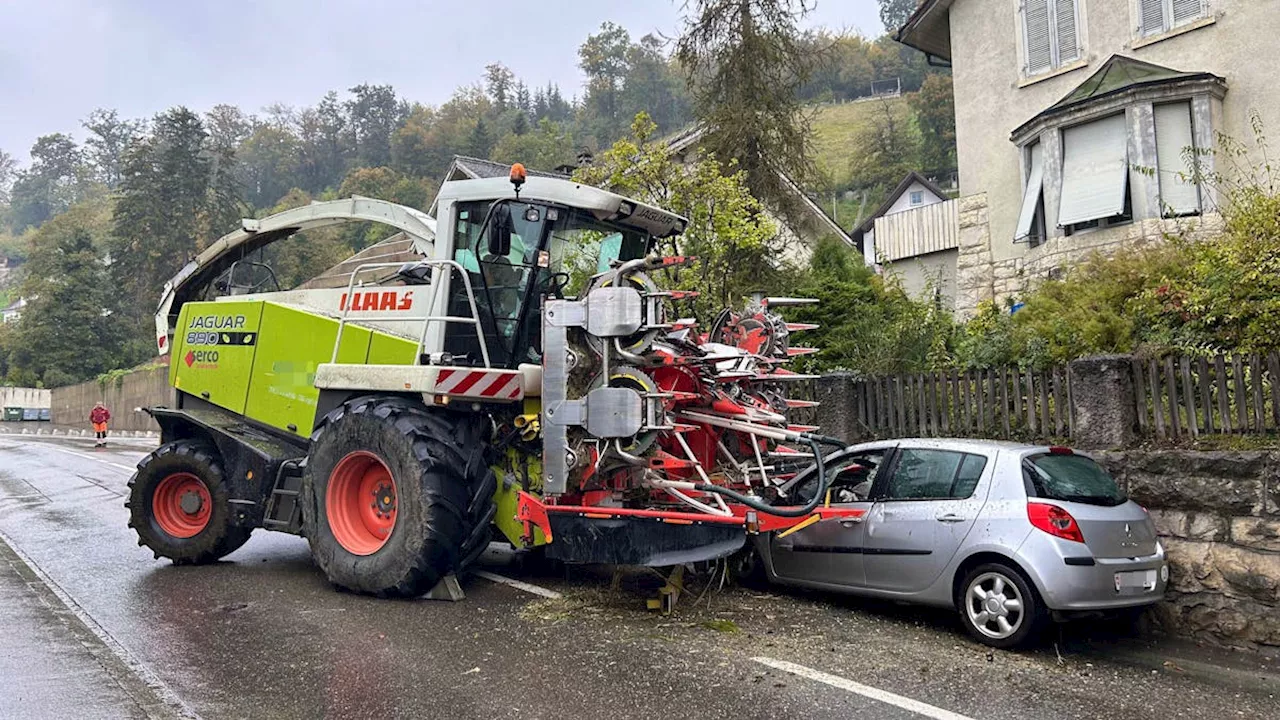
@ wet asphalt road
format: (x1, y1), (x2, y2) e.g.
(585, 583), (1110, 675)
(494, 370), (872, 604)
(0, 435), (1277, 720)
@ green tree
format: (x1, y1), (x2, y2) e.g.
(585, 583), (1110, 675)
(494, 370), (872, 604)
(484, 63), (516, 112)
(345, 84), (404, 169)
(0, 148), (15, 207)
(575, 113), (787, 316)
(878, 0), (920, 33)
(788, 236), (956, 374)
(82, 109), (144, 188)
(847, 97), (921, 195)
(390, 104), (438, 177)
(7, 202), (126, 386)
(676, 0), (817, 217)
(909, 74), (957, 176)
(8, 134), (87, 231)
(238, 121), (303, 208)
(578, 22), (632, 144)
(467, 118), (494, 158)
(111, 107), (244, 321)
(490, 119), (576, 170)
(618, 34), (691, 135)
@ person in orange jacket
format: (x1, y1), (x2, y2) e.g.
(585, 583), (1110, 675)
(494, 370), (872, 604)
(90, 402), (111, 446)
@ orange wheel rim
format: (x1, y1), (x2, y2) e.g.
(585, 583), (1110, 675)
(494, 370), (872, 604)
(152, 472), (212, 538)
(326, 451), (397, 555)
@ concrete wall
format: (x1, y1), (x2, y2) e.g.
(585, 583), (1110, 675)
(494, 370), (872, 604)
(950, 0), (1280, 268)
(1096, 450), (1280, 653)
(883, 248), (958, 307)
(0, 387), (51, 409)
(50, 365), (171, 432)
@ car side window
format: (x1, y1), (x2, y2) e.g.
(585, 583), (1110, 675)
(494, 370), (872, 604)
(881, 449), (987, 501)
(792, 450), (887, 504)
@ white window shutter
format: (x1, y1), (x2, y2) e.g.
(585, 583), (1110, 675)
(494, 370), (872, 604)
(1024, 0), (1053, 75)
(1155, 102), (1201, 215)
(1016, 143), (1046, 241)
(1058, 114), (1130, 227)
(1054, 0), (1080, 64)
(1140, 0), (1168, 36)
(1172, 0), (1204, 25)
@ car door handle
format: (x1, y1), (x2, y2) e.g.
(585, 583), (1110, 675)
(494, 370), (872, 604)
(935, 514), (967, 523)
(839, 518), (864, 527)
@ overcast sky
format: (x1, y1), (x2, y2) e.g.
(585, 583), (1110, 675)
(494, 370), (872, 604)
(0, 1), (882, 165)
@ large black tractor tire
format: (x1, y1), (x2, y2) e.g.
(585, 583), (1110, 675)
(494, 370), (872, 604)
(127, 440), (252, 565)
(301, 397), (496, 598)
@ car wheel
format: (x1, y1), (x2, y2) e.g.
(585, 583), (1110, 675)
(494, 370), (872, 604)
(730, 546), (769, 590)
(958, 563), (1044, 649)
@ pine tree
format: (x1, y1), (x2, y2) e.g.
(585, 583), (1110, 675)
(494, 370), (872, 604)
(467, 118), (494, 158)
(676, 0), (818, 218)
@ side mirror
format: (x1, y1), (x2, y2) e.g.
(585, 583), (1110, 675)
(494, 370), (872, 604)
(487, 204), (513, 257)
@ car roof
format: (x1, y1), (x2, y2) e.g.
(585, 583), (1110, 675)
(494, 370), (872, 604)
(841, 438), (1055, 456)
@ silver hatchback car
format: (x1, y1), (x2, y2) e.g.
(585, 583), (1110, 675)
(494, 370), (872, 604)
(745, 439), (1168, 648)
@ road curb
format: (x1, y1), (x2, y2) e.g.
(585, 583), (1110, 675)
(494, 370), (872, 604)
(0, 530), (201, 720)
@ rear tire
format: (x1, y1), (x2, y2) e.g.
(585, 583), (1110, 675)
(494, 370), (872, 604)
(957, 563), (1045, 649)
(301, 397), (495, 598)
(127, 440), (252, 565)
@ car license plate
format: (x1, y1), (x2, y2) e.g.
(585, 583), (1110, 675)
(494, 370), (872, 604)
(1115, 570), (1157, 592)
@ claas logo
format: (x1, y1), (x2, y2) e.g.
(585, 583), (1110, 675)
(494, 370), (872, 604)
(340, 290), (413, 312)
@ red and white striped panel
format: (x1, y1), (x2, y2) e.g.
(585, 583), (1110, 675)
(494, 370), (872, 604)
(434, 368), (524, 401)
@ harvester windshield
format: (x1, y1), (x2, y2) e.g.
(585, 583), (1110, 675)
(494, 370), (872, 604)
(446, 199), (650, 367)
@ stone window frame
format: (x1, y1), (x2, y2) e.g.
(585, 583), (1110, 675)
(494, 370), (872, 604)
(1010, 78), (1224, 246)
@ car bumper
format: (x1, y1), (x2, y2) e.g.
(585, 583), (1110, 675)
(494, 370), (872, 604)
(1019, 534), (1169, 611)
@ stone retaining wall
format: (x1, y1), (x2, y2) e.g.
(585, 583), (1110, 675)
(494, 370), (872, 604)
(1096, 450), (1280, 653)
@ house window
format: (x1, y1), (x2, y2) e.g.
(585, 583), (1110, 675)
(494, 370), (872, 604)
(1022, 0), (1081, 77)
(1058, 114), (1133, 233)
(1139, 0), (1207, 37)
(909, 191), (924, 206)
(1015, 141), (1047, 247)
(1154, 101), (1201, 216)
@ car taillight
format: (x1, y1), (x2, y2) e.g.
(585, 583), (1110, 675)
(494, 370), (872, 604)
(1027, 502), (1085, 543)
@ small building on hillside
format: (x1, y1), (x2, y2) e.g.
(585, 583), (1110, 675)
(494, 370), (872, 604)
(853, 171), (957, 303)
(891, 0), (1275, 316)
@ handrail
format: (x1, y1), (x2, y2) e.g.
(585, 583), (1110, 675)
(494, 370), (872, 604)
(330, 260), (492, 369)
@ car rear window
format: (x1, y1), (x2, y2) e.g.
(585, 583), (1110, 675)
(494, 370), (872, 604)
(1023, 453), (1126, 507)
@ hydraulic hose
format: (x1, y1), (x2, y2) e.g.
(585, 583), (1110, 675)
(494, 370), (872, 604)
(693, 436), (829, 518)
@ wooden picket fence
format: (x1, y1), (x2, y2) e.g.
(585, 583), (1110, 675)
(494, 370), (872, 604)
(1134, 352), (1280, 440)
(847, 367), (1072, 441)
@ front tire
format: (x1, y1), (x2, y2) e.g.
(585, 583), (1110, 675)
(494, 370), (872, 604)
(958, 563), (1045, 649)
(127, 440), (252, 565)
(301, 397), (495, 598)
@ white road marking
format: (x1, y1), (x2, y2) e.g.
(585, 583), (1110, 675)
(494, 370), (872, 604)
(0, 529), (202, 719)
(473, 570), (563, 599)
(17, 441), (138, 473)
(751, 657), (975, 720)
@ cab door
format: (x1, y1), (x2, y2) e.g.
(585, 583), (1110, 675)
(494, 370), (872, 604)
(767, 448), (892, 589)
(861, 448), (991, 593)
